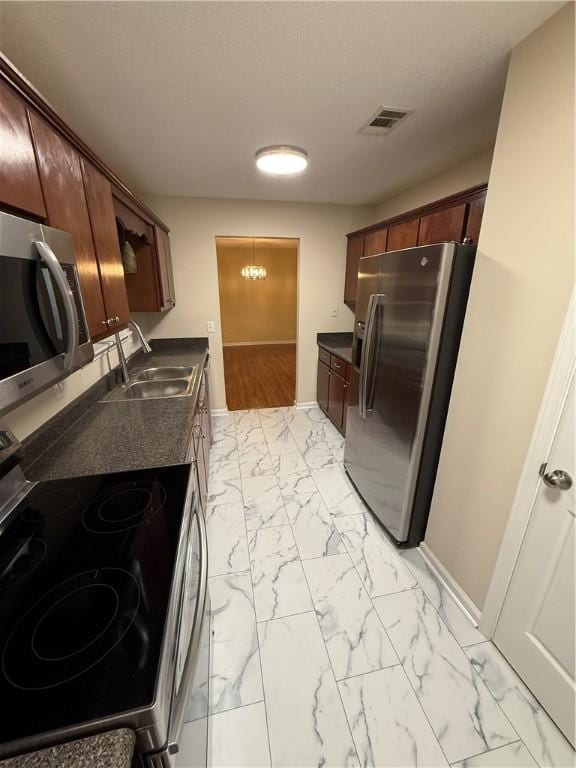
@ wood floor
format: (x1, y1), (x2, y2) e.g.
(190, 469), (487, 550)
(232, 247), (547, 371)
(223, 344), (296, 410)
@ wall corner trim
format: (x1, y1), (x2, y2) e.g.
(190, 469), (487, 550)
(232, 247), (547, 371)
(419, 542), (482, 625)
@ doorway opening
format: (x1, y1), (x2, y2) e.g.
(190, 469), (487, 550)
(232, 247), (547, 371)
(216, 236), (298, 411)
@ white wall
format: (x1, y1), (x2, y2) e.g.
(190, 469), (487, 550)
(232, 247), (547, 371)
(424, 4), (575, 610)
(135, 197), (371, 409)
(372, 147), (493, 223)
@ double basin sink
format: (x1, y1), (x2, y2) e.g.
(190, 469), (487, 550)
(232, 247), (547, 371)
(104, 365), (199, 401)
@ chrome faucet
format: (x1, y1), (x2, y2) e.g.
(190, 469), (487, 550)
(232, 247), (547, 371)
(114, 320), (152, 384)
(130, 320), (152, 354)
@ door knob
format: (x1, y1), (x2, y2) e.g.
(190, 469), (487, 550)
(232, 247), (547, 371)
(543, 469), (573, 490)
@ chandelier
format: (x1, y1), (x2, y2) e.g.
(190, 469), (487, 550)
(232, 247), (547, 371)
(241, 239), (267, 280)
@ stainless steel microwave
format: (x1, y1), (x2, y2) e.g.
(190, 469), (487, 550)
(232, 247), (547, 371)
(0, 211), (94, 416)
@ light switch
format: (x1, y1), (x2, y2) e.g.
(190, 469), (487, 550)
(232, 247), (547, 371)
(206, 320), (216, 333)
(329, 305), (338, 318)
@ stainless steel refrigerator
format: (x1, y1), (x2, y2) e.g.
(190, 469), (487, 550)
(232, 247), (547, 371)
(344, 242), (475, 546)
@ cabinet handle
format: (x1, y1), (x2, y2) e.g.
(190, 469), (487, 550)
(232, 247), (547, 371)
(115, 316), (120, 324)
(106, 318), (114, 327)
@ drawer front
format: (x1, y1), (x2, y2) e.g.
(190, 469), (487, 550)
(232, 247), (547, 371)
(330, 355), (349, 379)
(318, 347), (331, 366)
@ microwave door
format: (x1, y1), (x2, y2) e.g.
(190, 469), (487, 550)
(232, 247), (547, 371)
(0, 256), (61, 382)
(34, 241), (79, 371)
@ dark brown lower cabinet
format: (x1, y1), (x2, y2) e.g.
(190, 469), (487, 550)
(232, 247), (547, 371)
(317, 348), (352, 434)
(317, 360), (330, 414)
(328, 371), (346, 430)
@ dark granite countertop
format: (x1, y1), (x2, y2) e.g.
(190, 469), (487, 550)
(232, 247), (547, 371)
(23, 336), (209, 482)
(0, 729), (135, 768)
(317, 332), (353, 365)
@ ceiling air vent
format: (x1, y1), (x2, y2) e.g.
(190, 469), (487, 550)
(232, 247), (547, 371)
(358, 106), (413, 136)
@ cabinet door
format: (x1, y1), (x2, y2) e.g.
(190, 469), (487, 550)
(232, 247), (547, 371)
(164, 231), (176, 306)
(29, 112), (108, 339)
(81, 159), (130, 331)
(364, 228), (388, 257)
(0, 82), (46, 218)
(387, 219), (419, 251)
(154, 226), (176, 309)
(418, 203), (467, 246)
(328, 371), (345, 432)
(344, 234), (365, 307)
(342, 378), (350, 434)
(114, 197), (161, 312)
(317, 359), (330, 414)
(463, 193), (486, 245)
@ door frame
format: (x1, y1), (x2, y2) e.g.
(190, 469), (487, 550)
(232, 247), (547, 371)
(480, 288), (576, 638)
(214, 235), (300, 409)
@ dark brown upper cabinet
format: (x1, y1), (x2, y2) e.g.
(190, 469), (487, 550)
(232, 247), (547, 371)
(364, 228), (388, 257)
(387, 219), (420, 251)
(345, 184), (488, 307)
(81, 159), (130, 332)
(29, 111), (109, 340)
(344, 234), (365, 308)
(114, 195), (175, 313)
(463, 192), (487, 245)
(154, 226), (176, 309)
(418, 203), (466, 246)
(0, 80), (46, 218)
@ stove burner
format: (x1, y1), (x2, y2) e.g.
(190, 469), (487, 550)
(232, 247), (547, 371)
(21, 487), (81, 523)
(0, 538), (47, 591)
(1, 568), (140, 690)
(82, 481), (167, 534)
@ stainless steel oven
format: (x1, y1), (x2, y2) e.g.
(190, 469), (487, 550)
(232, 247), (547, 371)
(0, 211), (93, 416)
(0, 441), (210, 768)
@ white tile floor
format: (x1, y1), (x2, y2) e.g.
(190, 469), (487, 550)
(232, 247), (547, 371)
(178, 406), (575, 768)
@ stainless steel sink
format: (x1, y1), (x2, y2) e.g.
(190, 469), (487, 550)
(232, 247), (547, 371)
(104, 378), (193, 401)
(133, 366), (197, 382)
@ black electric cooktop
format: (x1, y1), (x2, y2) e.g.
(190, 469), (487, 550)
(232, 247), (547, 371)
(0, 463), (191, 748)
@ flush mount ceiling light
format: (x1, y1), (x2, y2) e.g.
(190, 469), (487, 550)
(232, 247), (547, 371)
(241, 239), (267, 280)
(255, 145), (308, 176)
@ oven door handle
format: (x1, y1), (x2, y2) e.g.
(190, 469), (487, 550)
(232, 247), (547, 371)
(168, 497), (208, 753)
(34, 240), (79, 371)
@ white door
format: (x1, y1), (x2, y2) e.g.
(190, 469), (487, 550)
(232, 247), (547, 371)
(494, 372), (575, 746)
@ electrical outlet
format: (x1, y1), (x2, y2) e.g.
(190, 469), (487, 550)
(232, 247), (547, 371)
(329, 305), (338, 318)
(206, 320), (216, 333)
(53, 381), (65, 401)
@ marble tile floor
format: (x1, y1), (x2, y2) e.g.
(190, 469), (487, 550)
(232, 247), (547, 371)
(177, 406), (574, 768)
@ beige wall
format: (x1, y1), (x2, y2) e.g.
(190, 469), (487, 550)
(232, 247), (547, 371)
(4, 333), (142, 440)
(425, 4), (575, 610)
(373, 147), (494, 223)
(134, 197), (372, 409)
(216, 238), (298, 345)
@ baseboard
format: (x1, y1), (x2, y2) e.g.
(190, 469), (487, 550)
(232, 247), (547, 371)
(211, 408), (230, 415)
(222, 340), (297, 347)
(295, 401), (318, 409)
(419, 542), (482, 625)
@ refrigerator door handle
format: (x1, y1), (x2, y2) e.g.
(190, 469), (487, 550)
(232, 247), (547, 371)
(359, 294), (385, 419)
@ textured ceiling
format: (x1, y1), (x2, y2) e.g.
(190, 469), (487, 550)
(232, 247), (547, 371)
(0, 1), (562, 205)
